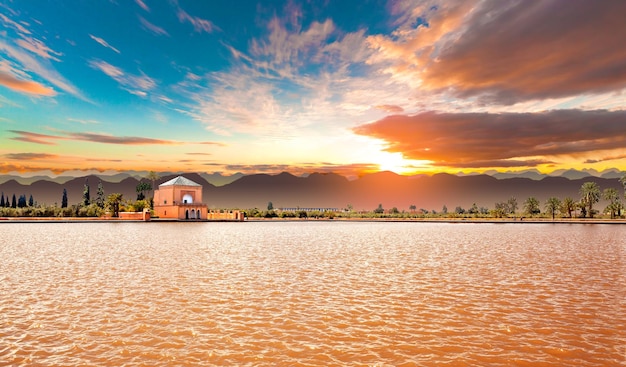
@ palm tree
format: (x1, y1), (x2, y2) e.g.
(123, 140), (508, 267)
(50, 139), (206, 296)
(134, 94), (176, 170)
(523, 197), (540, 217)
(136, 181), (152, 200)
(560, 197), (575, 218)
(580, 182), (600, 218)
(507, 197), (518, 216)
(106, 193), (123, 217)
(545, 197), (561, 220)
(602, 188), (621, 219)
(147, 171), (160, 197)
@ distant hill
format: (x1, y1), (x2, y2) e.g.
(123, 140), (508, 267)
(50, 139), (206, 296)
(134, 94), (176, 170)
(2, 171), (623, 212)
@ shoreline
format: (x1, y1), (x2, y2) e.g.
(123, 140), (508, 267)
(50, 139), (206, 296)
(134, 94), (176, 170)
(1, 216), (625, 224)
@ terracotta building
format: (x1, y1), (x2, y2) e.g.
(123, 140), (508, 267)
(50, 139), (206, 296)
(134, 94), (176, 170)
(153, 176), (208, 220)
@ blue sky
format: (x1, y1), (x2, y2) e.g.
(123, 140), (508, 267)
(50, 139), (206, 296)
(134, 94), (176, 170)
(1, 0), (625, 177)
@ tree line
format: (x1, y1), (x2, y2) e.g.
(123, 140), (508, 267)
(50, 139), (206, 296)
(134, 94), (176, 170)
(1, 174), (625, 219)
(0, 172), (160, 218)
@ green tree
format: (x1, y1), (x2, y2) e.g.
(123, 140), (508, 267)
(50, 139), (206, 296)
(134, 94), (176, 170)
(83, 179), (90, 206)
(267, 201), (274, 211)
(374, 204), (384, 214)
(523, 197), (540, 217)
(96, 180), (105, 208)
(61, 188), (68, 208)
(17, 194), (27, 208)
(11, 194), (16, 208)
(136, 181), (151, 200)
(442, 205), (448, 214)
(507, 197), (518, 215)
(106, 193), (123, 217)
(492, 202), (508, 218)
(1, 193), (4, 207)
(147, 171), (160, 197)
(468, 203), (478, 215)
(409, 204), (416, 212)
(28, 194), (34, 207)
(580, 181), (600, 218)
(602, 188), (621, 219)
(560, 197), (575, 218)
(545, 197), (561, 220)
(390, 207), (400, 214)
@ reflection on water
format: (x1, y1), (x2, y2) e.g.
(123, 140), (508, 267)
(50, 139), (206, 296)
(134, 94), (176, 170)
(1, 221), (624, 366)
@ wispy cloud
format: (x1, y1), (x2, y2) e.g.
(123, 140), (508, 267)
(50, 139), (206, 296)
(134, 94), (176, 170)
(89, 59), (156, 96)
(0, 39), (86, 100)
(0, 13), (30, 35)
(89, 34), (120, 54)
(135, 0), (150, 12)
(16, 37), (63, 60)
(8, 130), (59, 145)
(138, 16), (169, 36)
(0, 70), (56, 96)
(67, 118), (100, 125)
(354, 109), (626, 168)
(176, 8), (218, 33)
(7, 129), (224, 146)
(4, 153), (59, 160)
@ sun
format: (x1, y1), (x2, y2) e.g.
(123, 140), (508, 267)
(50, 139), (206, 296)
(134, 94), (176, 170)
(375, 151), (425, 175)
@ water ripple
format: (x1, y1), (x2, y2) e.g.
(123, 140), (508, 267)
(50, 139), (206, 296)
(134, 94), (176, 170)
(1, 222), (624, 366)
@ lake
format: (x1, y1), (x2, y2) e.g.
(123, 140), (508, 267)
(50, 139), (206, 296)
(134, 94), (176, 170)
(1, 221), (624, 366)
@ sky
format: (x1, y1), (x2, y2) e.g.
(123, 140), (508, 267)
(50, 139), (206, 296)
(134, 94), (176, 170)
(1, 0), (625, 178)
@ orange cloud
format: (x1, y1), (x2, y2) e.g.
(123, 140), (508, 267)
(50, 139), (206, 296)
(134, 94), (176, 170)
(353, 109), (626, 168)
(421, 0), (626, 103)
(0, 71), (56, 96)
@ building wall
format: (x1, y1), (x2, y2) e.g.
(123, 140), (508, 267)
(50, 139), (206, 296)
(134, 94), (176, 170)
(207, 209), (245, 221)
(154, 184), (205, 219)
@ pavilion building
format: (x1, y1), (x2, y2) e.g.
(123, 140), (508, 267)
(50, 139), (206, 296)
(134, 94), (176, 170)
(153, 176), (208, 220)
(152, 175), (244, 221)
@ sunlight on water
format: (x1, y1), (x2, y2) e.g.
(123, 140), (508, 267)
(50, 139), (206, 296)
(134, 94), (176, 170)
(1, 222), (624, 366)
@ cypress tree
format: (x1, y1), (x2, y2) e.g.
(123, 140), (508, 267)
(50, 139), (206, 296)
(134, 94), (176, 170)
(28, 194), (34, 207)
(11, 194), (17, 208)
(0, 193), (4, 207)
(17, 195), (26, 208)
(61, 189), (68, 208)
(82, 179), (90, 206)
(96, 180), (105, 208)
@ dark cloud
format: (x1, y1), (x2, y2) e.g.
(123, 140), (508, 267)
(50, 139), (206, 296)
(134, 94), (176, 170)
(8, 130), (59, 145)
(353, 109), (626, 167)
(423, 0), (626, 104)
(8, 129), (224, 146)
(584, 154), (626, 164)
(5, 152), (58, 160)
(67, 132), (180, 145)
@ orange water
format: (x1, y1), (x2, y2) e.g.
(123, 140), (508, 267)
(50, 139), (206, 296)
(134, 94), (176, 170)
(1, 222), (624, 366)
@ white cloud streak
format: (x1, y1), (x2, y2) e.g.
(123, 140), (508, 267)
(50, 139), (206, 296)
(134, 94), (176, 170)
(139, 16), (169, 36)
(89, 34), (121, 54)
(89, 59), (157, 97)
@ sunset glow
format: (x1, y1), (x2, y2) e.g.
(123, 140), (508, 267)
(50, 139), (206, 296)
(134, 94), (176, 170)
(1, 0), (625, 177)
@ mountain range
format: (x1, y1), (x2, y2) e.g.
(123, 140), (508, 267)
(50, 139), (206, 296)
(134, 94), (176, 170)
(1, 170), (624, 212)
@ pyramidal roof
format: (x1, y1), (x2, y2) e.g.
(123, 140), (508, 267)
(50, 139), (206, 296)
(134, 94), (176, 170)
(159, 175), (201, 187)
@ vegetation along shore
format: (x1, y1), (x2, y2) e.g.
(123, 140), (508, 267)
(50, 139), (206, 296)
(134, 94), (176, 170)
(1, 172), (626, 222)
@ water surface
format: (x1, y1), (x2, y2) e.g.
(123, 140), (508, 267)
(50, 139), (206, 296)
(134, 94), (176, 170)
(1, 221), (624, 366)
